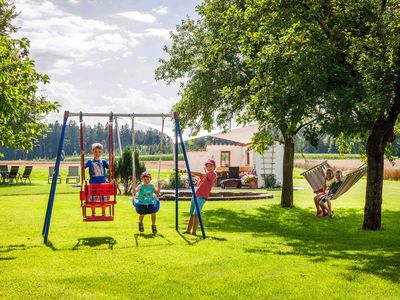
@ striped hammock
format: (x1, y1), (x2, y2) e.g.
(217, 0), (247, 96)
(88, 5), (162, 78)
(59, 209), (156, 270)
(301, 161), (367, 200)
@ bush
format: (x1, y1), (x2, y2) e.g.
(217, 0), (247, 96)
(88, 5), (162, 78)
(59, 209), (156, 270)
(181, 173), (200, 188)
(114, 147), (146, 194)
(163, 170), (186, 189)
(263, 174), (278, 188)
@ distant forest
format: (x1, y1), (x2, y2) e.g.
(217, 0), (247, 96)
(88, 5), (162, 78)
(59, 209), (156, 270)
(0, 121), (399, 160)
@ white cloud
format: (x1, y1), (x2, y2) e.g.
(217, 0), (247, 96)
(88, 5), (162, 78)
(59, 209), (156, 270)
(152, 6), (168, 16)
(103, 88), (175, 117)
(68, 0), (80, 4)
(115, 11), (157, 24)
(13, 0), (140, 74)
(141, 79), (148, 84)
(41, 81), (92, 122)
(130, 28), (171, 41)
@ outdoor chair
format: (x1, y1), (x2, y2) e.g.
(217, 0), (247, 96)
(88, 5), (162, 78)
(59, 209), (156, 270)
(66, 166), (80, 184)
(48, 166), (62, 184)
(221, 166), (242, 189)
(0, 165), (9, 184)
(18, 166), (33, 184)
(7, 166), (20, 184)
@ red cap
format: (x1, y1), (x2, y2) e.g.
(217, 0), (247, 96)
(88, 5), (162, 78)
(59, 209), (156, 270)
(140, 171), (152, 179)
(205, 159), (216, 167)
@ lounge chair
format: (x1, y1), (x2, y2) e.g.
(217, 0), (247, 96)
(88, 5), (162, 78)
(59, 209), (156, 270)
(18, 166), (33, 184)
(221, 167), (242, 189)
(0, 165), (9, 184)
(48, 166), (62, 184)
(7, 166), (19, 184)
(66, 166), (80, 184)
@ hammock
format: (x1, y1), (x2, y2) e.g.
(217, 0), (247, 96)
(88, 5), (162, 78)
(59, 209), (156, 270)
(301, 161), (333, 193)
(301, 161), (367, 200)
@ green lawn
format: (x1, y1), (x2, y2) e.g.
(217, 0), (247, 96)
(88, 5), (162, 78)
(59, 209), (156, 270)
(0, 168), (399, 299)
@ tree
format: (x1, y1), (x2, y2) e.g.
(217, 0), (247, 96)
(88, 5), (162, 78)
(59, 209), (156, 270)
(156, 0), (332, 207)
(0, 0), (58, 157)
(114, 147), (146, 194)
(294, 1), (400, 230)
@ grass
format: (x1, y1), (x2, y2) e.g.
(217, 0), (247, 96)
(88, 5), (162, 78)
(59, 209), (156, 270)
(0, 167), (399, 299)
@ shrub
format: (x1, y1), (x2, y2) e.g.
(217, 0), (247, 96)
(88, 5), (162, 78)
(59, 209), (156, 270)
(114, 147), (146, 194)
(263, 174), (278, 188)
(163, 170), (186, 189)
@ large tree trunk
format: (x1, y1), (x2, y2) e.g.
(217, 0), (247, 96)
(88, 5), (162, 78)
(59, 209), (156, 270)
(281, 136), (294, 208)
(363, 129), (385, 230)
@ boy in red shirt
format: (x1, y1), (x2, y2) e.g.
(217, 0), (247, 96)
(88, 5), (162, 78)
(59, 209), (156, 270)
(184, 159), (217, 236)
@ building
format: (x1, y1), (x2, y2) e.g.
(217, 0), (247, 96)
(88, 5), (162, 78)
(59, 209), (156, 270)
(186, 125), (284, 188)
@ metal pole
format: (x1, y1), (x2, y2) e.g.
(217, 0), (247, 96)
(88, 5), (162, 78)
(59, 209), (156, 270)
(174, 113), (179, 231)
(68, 112), (173, 118)
(131, 115), (136, 184)
(175, 115), (206, 239)
(43, 111), (69, 243)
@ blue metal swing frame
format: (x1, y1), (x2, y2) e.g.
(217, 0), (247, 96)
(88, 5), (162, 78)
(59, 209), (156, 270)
(42, 111), (206, 244)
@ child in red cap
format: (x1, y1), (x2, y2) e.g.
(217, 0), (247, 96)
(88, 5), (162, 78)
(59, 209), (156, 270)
(184, 159), (217, 236)
(133, 171), (160, 234)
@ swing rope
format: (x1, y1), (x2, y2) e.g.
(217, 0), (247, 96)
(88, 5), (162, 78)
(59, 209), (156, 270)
(131, 115), (165, 213)
(115, 117), (123, 157)
(157, 116), (165, 184)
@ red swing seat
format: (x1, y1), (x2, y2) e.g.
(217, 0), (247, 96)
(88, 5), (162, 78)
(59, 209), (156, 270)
(80, 183), (117, 222)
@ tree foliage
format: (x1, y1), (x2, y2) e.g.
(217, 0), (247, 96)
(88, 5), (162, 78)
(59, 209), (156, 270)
(0, 0), (58, 157)
(114, 146), (146, 194)
(156, 0), (335, 207)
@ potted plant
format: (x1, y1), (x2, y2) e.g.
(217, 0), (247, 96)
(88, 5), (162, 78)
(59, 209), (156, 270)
(242, 174), (258, 188)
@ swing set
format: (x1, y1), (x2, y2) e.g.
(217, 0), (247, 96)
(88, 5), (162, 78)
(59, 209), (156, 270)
(42, 111), (206, 244)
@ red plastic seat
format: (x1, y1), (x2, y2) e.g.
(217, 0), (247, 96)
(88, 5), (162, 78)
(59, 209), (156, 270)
(80, 183), (117, 222)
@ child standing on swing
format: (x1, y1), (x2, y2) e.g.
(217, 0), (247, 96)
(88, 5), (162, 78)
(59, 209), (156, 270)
(133, 172), (160, 234)
(185, 159), (217, 236)
(85, 143), (109, 216)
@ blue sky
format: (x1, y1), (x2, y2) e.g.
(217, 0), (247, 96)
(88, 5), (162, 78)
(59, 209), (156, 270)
(13, 0), (202, 128)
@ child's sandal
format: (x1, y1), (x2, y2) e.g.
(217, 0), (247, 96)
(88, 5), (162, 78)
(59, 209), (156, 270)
(152, 225), (157, 234)
(139, 223), (144, 232)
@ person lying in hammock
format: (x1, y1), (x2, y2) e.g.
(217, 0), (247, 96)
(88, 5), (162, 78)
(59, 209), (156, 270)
(314, 168), (334, 217)
(318, 170), (343, 218)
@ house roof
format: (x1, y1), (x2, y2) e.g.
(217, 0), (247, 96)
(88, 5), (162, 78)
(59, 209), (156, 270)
(209, 125), (258, 144)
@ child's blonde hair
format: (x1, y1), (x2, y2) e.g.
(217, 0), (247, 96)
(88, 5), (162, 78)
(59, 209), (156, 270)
(92, 143), (103, 151)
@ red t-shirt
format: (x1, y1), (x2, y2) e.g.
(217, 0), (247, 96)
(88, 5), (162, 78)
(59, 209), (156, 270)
(196, 171), (217, 199)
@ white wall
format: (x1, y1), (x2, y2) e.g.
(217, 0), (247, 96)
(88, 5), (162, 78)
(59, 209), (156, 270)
(186, 143), (283, 187)
(254, 143), (284, 187)
(186, 144), (253, 172)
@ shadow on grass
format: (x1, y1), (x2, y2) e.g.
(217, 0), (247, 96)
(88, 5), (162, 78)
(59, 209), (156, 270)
(0, 244), (27, 253)
(46, 237), (117, 251)
(176, 231), (201, 246)
(203, 206), (400, 283)
(72, 237), (117, 250)
(134, 233), (174, 247)
(0, 244), (39, 261)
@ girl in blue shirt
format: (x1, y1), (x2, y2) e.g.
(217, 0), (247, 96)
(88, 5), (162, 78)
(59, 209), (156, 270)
(133, 171), (160, 234)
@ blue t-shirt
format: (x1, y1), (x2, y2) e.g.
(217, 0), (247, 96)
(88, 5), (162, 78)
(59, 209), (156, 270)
(85, 159), (109, 184)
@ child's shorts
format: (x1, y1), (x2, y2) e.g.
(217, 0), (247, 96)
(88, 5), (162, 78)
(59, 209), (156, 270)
(137, 204), (156, 215)
(189, 196), (206, 216)
(90, 196), (108, 202)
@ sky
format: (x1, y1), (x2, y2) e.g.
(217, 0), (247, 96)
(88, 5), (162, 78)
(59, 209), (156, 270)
(13, 0), (203, 132)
